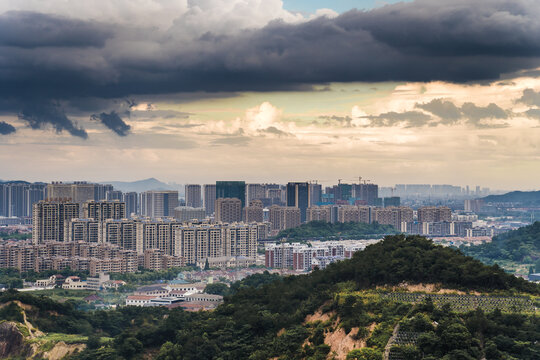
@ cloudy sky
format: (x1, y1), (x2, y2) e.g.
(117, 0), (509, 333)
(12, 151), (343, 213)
(1, 0), (540, 189)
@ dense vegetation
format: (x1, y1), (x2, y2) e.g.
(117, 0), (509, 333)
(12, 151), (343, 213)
(461, 222), (540, 270)
(1, 235), (538, 360)
(276, 220), (397, 241)
(0, 231), (31, 240)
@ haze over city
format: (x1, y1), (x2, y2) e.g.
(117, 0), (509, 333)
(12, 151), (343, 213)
(0, 0), (539, 189)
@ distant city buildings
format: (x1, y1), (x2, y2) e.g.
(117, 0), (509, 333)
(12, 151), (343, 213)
(216, 181), (246, 208)
(140, 190), (179, 218)
(185, 184), (202, 208)
(1, 177), (508, 276)
(203, 184), (216, 216)
(215, 198), (242, 223)
(174, 206), (206, 222)
(265, 240), (378, 271)
(286, 182), (310, 222)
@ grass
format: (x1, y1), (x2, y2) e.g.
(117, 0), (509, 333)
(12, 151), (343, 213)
(25, 288), (127, 306)
(28, 333), (89, 344)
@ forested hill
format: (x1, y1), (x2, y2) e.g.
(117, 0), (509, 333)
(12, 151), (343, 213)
(461, 221), (540, 266)
(275, 220), (397, 241)
(481, 190), (540, 204)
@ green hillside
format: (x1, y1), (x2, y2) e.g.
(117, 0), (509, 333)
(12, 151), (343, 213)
(481, 191), (540, 204)
(461, 222), (540, 270)
(1, 235), (538, 360)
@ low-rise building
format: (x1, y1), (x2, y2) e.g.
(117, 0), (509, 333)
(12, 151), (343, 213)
(126, 295), (154, 306)
(62, 276), (87, 290)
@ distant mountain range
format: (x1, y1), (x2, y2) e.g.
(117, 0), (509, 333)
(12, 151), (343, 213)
(481, 190), (540, 204)
(102, 178), (183, 194)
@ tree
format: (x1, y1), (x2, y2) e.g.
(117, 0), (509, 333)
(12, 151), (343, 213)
(204, 283), (229, 296)
(346, 348), (382, 360)
(86, 334), (102, 350)
(156, 341), (183, 360)
(204, 258), (210, 270)
(117, 337), (143, 359)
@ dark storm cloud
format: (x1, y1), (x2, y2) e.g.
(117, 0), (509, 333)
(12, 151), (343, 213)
(2, 0), (540, 137)
(18, 102), (88, 138)
(90, 111), (131, 136)
(0, 122), (16, 135)
(0, 11), (113, 48)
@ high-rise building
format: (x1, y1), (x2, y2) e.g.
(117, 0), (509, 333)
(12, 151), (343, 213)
(95, 184), (114, 201)
(185, 184), (202, 208)
(174, 222), (260, 265)
(353, 183), (379, 206)
(417, 206), (452, 223)
(83, 200), (126, 222)
(215, 198), (242, 223)
(216, 181), (246, 208)
(203, 184), (216, 216)
(135, 218), (183, 255)
(123, 192), (138, 217)
(32, 201), (80, 244)
(246, 184), (266, 202)
(174, 206), (206, 222)
(309, 183), (322, 206)
(373, 206), (413, 230)
(47, 182), (114, 203)
(464, 199), (484, 212)
(66, 219), (99, 242)
(24, 184), (47, 217)
(244, 200), (264, 223)
(140, 190), (179, 218)
(286, 182), (310, 222)
(269, 206), (301, 232)
(383, 197), (401, 208)
(306, 206), (331, 222)
(101, 219), (137, 250)
(106, 190), (123, 201)
(0, 182), (46, 218)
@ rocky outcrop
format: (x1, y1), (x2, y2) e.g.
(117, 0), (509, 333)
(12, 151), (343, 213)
(0, 321), (32, 358)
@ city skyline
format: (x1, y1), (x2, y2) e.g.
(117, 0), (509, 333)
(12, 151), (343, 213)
(0, 1), (539, 189)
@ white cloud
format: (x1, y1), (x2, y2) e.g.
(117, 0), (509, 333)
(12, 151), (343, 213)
(0, 0), (329, 34)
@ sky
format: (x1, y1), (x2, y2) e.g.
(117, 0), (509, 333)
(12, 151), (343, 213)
(0, 0), (539, 190)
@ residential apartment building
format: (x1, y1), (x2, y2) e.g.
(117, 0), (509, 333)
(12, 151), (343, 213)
(140, 190), (178, 218)
(306, 206), (332, 222)
(417, 206), (452, 223)
(185, 184), (202, 208)
(244, 200), (264, 223)
(215, 198), (242, 223)
(32, 201), (80, 244)
(203, 184), (216, 216)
